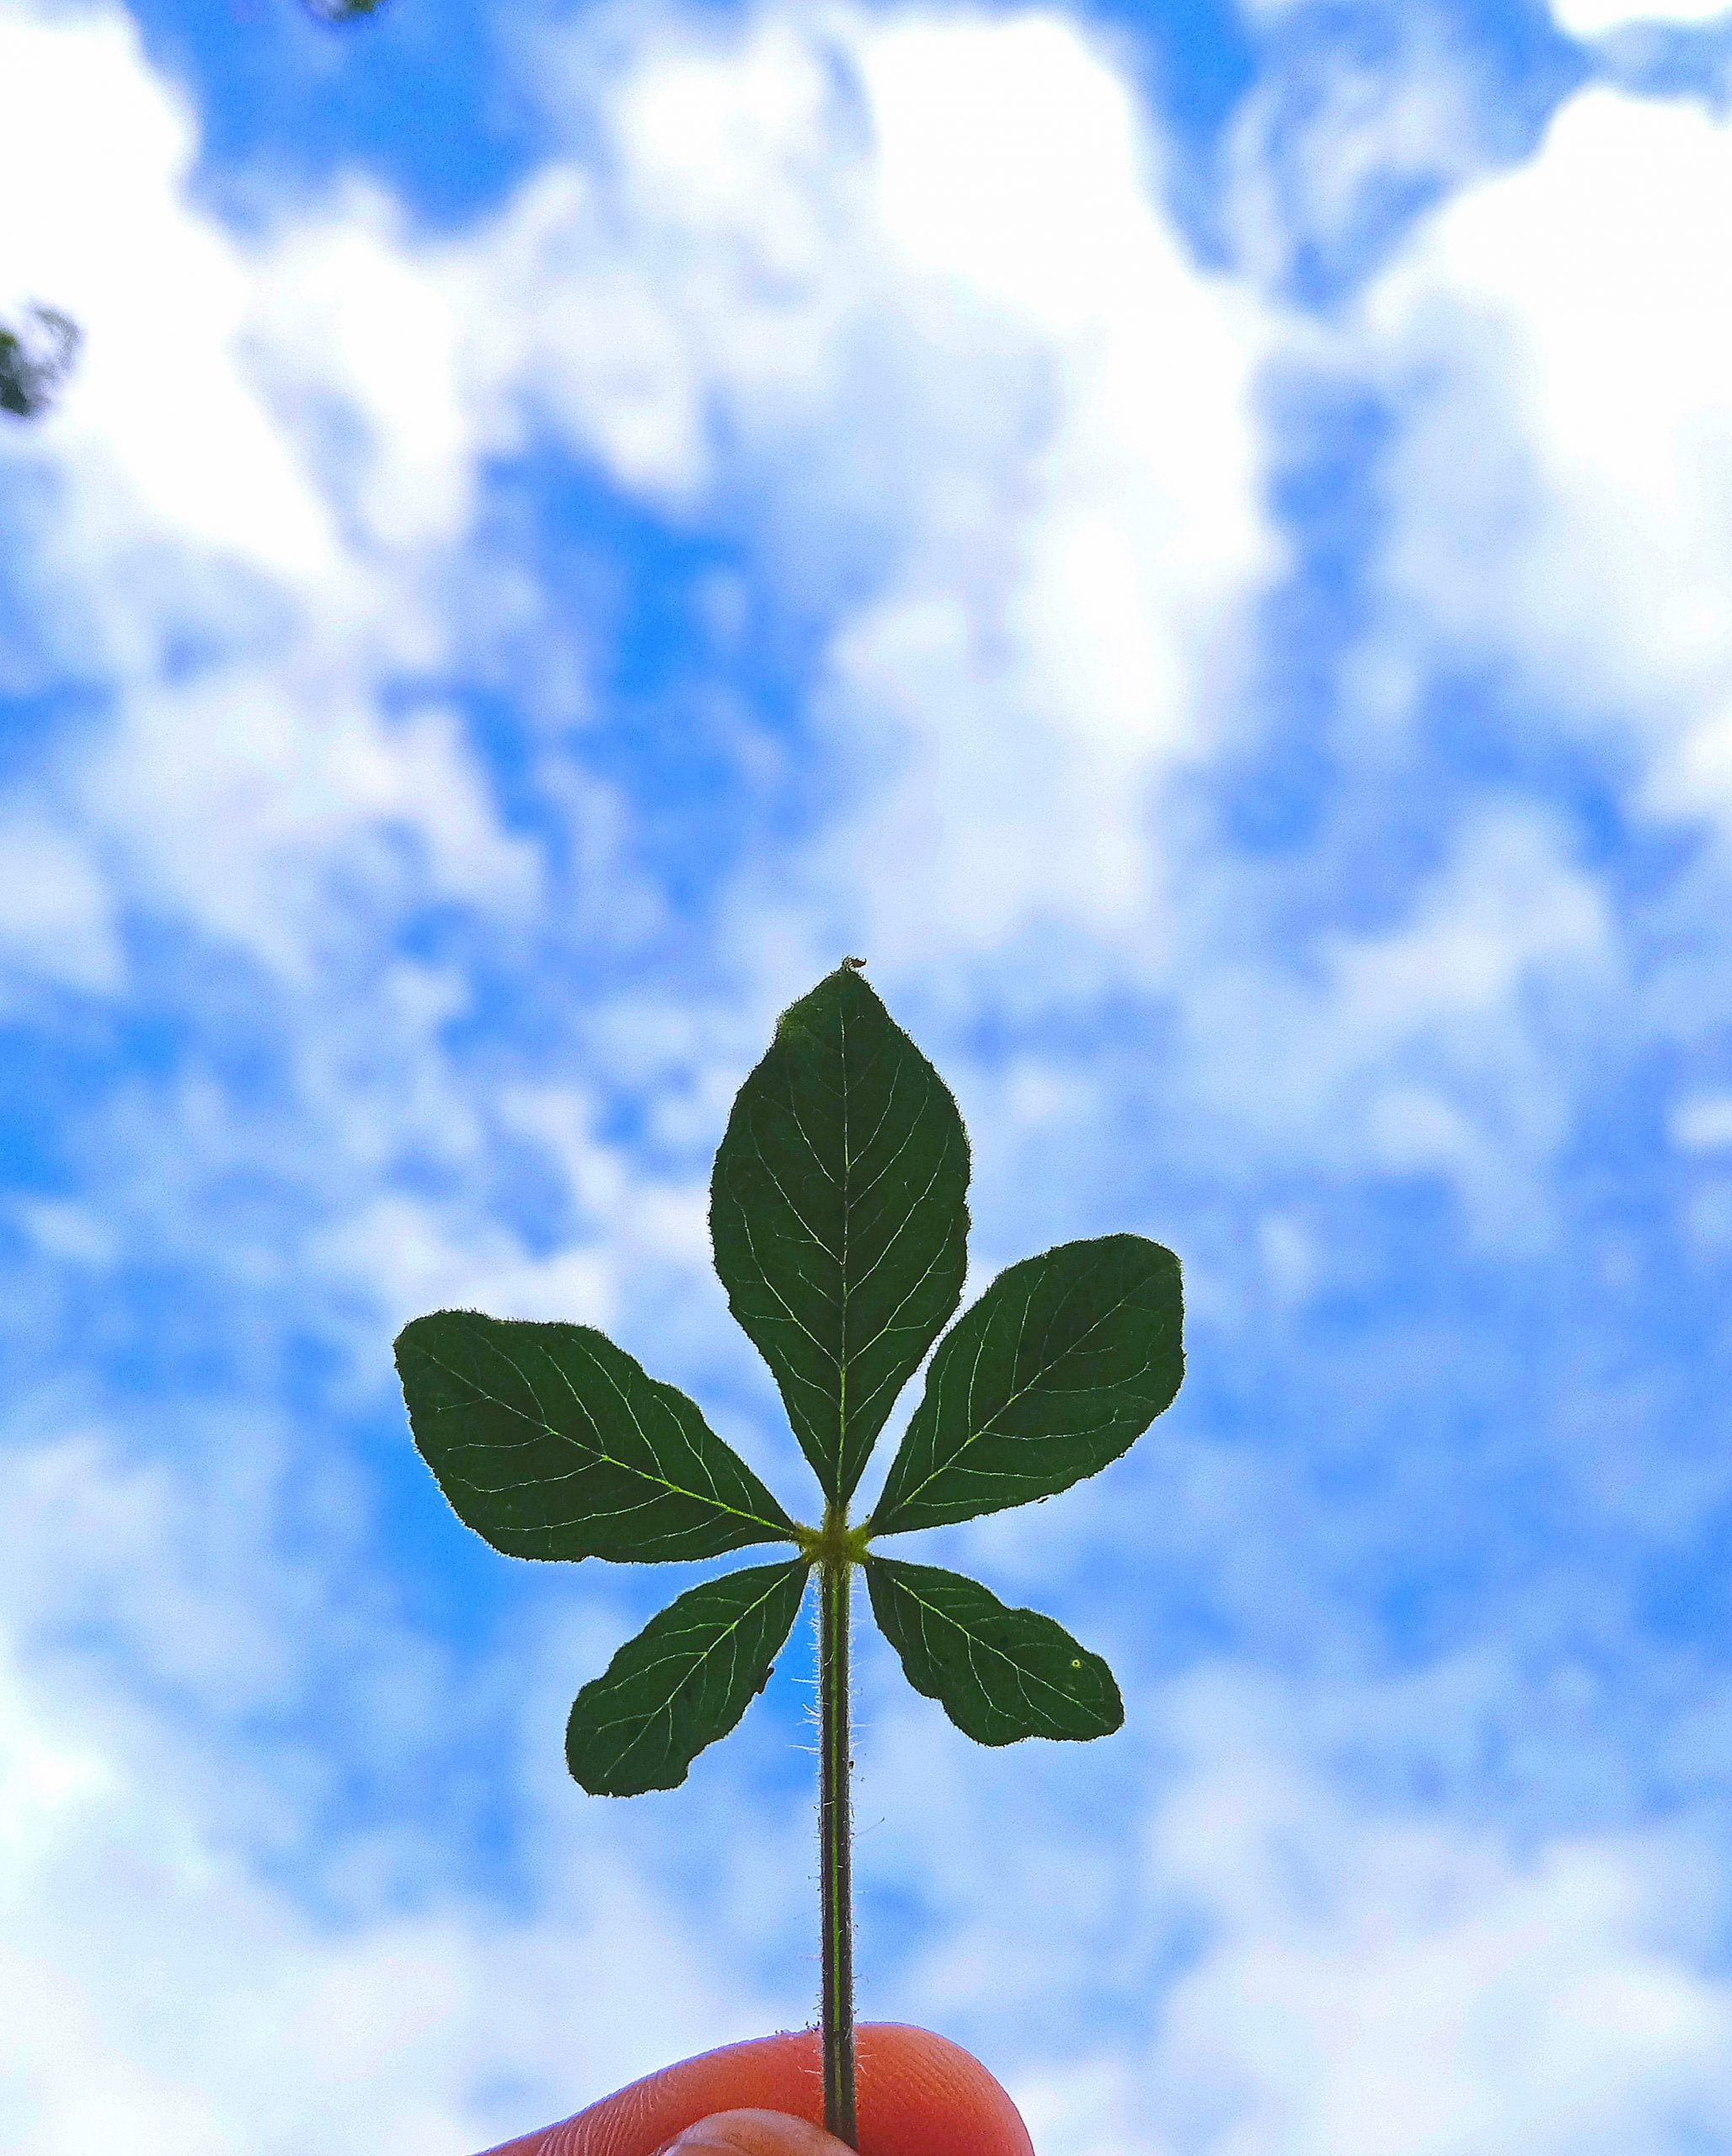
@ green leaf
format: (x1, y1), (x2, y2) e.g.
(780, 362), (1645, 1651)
(567, 1559), (811, 1795)
(864, 1556), (1121, 1744)
(394, 1310), (798, 1564)
(868, 1233), (1183, 1538)
(710, 963), (970, 1509)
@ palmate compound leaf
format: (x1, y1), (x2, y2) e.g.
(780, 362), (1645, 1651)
(868, 1233), (1183, 1539)
(710, 963), (970, 1510)
(567, 1559), (812, 1795)
(394, 1310), (798, 1564)
(864, 1556), (1121, 1744)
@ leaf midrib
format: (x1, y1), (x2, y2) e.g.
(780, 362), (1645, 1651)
(414, 1335), (792, 1541)
(882, 1262), (1161, 1518)
(877, 1563), (1099, 1726)
(586, 1562), (808, 1776)
(774, 1008), (926, 1497)
(838, 994), (852, 1497)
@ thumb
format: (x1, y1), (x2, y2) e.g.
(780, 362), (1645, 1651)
(478, 2024), (1034, 2156)
(654, 2112), (847, 2156)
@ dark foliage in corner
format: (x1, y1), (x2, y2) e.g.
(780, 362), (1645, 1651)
(0, 307), (80, 420)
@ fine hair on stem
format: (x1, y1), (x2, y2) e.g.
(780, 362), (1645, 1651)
(819, 1546), (857, 2144)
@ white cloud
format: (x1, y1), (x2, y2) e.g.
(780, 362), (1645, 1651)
(0, 1429), (800, 2156)
(1208, 76), (1732, 1208)
(0, 1625), (776, 2156)
(12, 1390), (1732, 2156)
(246, 188), (476, 552)
(1225, 11), (1504, 297)
(831, 13), (1272, 955)
(1671, 1093), (1732, 1150)
(86, 680), (537, 979)
(1552, 0), (1732, 34)
(457, 13), (867, 503)
(848, 1658), (1732, 2156)
(314, 1190), (623, 1334)
(0, 11), (334, 582)
(1158, 805), (1617, 1228)
(5, 0), (1705, 1225)
(464, 1), (1629, 1213)
(0, 3), (541, 989)
(457, 7), (1275, 963)
(1147, 1731), (1732, 2156)
(1364, 88), (1732, 782)
(1, 0), (1271, 999)
(1326, 808), (1606, 1034)
(0, 807), (120, 998)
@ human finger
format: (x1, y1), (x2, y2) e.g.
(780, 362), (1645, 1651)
(477, 2021), (1035, 2156)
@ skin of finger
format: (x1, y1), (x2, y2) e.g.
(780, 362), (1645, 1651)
(637, 2109), (843, 2156)
(475, 2023), (1035, 2156)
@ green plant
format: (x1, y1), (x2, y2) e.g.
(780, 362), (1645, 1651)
(0, 307), (79, 420)
(393, 961), (1184, 2144)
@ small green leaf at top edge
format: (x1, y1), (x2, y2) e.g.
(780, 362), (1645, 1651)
(709, 964), (970, 1509)
(868, 1233), (1183, 1539)
(567, 1559), (812, 1796)
(395, 1310), (798, 1564)
(863, 1556), (1122, 1745)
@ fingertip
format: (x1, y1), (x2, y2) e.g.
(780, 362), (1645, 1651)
(856, 2024), (1034, 2156)
(478, 2024), (1032, 2156)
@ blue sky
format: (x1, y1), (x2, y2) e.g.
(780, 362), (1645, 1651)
(5, 0), (1732, 2148)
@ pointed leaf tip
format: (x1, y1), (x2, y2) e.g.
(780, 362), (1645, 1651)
(710, 968), (970, 1508)
(869, 1233), (1183, 1538)
(394, 1309), (798, 1564)
(566, 1558), (811, 1795)
(865, 1556), (1122, 1744)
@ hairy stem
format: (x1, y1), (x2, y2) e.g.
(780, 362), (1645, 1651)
(819, 1552), (857, 2146)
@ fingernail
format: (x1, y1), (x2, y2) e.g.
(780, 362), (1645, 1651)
(660, 2125), (748, 2156)
(658, 2111), (842, 2156)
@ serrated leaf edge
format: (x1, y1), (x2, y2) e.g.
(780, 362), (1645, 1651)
(398, 1313), (799, 1552)
(863, 1554), (1123, 1743)
(567, 1557), (812, 1795)
(869, 1238), (1181, 1534)
(711, 968), (970, 1508)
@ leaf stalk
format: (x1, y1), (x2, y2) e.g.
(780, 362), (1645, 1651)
(818, 1545), (857, 2147)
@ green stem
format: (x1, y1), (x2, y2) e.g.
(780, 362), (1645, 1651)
(819, 1552), (857, 2147)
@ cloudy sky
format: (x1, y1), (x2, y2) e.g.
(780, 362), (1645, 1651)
(6, 0), (1732, 2147)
